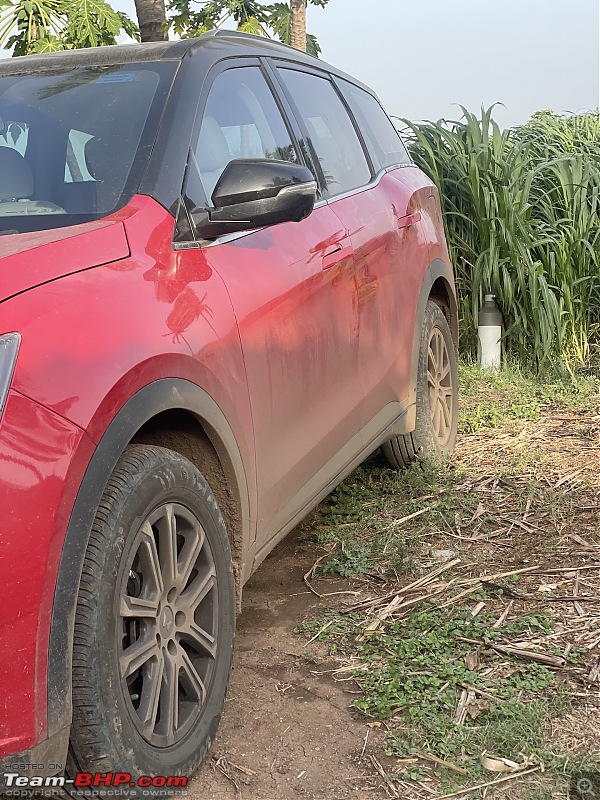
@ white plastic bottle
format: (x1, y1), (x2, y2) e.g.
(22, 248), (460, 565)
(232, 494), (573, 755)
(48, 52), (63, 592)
(478, 294), (503, 369)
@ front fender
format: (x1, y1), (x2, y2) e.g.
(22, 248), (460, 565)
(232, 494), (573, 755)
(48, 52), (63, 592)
(47, 378), (250, 740)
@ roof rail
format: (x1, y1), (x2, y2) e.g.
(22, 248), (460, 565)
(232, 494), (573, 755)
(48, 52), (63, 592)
(212, 29), (271, 41)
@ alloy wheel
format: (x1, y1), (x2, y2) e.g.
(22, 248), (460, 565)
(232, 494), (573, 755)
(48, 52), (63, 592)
(426, 327), (454, 447)
(117, 503), (218, 748)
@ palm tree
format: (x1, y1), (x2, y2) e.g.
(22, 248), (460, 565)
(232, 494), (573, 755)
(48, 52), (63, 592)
(134, 0), (167, 41)
(289, 0), (306, 51)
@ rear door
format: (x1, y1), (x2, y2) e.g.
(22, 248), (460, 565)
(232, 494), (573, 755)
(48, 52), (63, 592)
(182, 61), (364, 546)
(273, 64), (418, 439)
(335, 80), (426, 430)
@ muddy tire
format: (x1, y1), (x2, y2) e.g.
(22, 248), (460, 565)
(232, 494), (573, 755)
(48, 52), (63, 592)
(66, 445), (235, 796)
(383, 300), (457, 469)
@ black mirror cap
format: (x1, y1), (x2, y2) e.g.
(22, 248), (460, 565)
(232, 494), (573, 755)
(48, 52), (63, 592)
(211, 159), (316, 208)
(192, 159), (318, 241)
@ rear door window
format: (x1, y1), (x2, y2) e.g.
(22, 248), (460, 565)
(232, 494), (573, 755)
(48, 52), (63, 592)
(339, 80), (411, 171)
(276, 68), (371, 197)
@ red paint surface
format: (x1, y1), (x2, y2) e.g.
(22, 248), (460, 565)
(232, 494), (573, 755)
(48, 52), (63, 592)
(0, 390), (89, 753)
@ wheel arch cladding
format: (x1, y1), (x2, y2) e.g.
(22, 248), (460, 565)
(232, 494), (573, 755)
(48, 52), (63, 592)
(47, 379), (249, 739)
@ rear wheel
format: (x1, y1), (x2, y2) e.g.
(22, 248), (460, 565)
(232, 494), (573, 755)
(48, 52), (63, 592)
(66, 445), (235, 795)
(383, 300), (457, 469)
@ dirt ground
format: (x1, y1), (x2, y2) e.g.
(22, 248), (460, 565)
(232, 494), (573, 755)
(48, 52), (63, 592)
(187, 398), (600, 800)
(187, 525), (390, 800)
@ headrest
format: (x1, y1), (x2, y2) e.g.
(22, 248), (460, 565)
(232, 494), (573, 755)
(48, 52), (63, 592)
(0, 148), (33, 201)
(84, 135), (107, 182)
(197, 117), (231, 173)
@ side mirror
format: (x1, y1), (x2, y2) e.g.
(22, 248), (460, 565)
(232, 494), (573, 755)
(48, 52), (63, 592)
(192, 159), (317, 241)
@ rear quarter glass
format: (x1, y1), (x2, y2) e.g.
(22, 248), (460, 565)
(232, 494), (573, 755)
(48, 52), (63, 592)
(0, 62), (177, 234)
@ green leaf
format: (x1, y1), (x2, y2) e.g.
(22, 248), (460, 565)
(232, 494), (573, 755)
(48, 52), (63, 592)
(237, 14), (262, 34)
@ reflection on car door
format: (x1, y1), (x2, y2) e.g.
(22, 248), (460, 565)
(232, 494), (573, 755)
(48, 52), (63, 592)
(274, 66), (417, 442)
(335, 80), (427, 434)
(186, 64), (364, 553)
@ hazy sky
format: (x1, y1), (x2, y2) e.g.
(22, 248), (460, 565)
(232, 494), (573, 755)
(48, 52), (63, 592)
(298, 0), (600, 127)
(300, 0), (600, 127)
(3, 0), (599, 127)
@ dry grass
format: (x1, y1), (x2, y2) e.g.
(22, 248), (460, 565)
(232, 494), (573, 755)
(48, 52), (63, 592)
(300, 368), (600, 799)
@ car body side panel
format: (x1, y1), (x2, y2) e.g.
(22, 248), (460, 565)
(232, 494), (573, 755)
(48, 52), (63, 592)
(329, 169), (440, 434)
(0, 389), (89, 756)
(201, 205), (364, 543)
(4, 198), (253, 486)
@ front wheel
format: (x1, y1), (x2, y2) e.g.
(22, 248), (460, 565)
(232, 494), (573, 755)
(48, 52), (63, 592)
(383, 300), (458, 469)
(67, 445), (235, 794)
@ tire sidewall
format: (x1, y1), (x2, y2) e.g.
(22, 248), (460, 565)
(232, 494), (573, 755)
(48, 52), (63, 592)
(414, 300), (458, 460)
(74, 448), (234, 778)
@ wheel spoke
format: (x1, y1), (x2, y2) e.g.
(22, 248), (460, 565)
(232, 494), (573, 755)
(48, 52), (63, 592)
(138, 648), (164, 737)
(177, 522), (204, 592)
(435, 330), (443, 367)
(159, 648), (180, 745)
(179, 649), (207, 705)
(430, 332), (438, 370)
(428, 345), (436, 374)
(157, 504), (178, 587)
(437, 400), (446, 438)
(440, 396), (451, 430)
(120, 594), (160, 619)
(179, 569), (216, 614)
(439, 361), (451, 381)
(181, 619), (217, 659)
(120, 631), (161, 678)
(138, 521), (165, 596)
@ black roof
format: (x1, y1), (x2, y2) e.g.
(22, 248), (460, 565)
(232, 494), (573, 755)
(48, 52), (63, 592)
(0, 30), (365, 90)
(0, 39), (191, 76)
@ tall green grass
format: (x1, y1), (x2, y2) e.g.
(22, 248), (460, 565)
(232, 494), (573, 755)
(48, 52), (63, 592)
(403, 108), (600, 368)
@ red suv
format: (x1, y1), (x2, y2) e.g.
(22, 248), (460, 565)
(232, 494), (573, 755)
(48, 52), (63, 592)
(0, 31), (458, 790)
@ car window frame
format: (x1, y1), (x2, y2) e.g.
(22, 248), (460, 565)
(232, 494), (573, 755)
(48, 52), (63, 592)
(176, 56), (313, 247)
(266, 58), (377, 202)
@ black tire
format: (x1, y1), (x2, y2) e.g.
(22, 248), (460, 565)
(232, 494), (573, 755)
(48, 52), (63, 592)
(383, 300), (458, 469)
(66, 445), (235, 797)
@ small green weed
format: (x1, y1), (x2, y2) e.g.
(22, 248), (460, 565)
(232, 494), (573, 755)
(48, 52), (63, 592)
(311, 461), (478, 579)
(302, 605), (577, 790)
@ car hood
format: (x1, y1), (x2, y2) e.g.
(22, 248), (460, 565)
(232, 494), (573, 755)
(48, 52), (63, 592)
(0, 219), (130, 302)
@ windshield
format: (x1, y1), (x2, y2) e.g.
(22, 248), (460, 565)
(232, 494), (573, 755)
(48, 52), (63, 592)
(0, 61), (177, 234)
